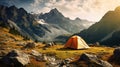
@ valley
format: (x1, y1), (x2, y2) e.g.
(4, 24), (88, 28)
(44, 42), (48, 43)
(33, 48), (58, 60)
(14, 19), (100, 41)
(0, 3), (120, 67)
(0, 27), (115, 67)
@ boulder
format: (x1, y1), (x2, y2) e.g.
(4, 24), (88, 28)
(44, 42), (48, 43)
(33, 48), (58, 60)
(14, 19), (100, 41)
(45, 42), (56, 48)
(30, 50), (45, 61)
(31, 50), (42, 57)
(36, 54), (48, 62)
(110, 47), (120, 64)
(1, 49), (30, 66)
(80, 53), (98, 62)
(46, 57), (74, 67)
(79, 53), (112, 67)
(113, 47), (120, 56)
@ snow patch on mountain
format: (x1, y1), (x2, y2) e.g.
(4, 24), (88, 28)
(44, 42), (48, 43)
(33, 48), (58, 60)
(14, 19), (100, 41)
(37, 19), (47, 25)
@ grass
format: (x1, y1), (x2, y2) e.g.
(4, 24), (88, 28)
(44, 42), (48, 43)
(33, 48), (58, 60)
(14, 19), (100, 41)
(24, 44), (114, 67)
(0, 27), (114, 60)
(0, 27), (116, 67)
(20, 44), (113, 67)
(34, 44), (114, 59)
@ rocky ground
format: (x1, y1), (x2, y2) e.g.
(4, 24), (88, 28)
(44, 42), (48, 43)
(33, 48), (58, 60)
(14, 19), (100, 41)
(0, 27), (120, 67)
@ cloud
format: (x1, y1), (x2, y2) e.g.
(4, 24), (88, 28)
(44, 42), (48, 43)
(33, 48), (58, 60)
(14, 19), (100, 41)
(30, 0), (120, 21)
(0, 0), (33, 6)
(31, 0), (42, 7)
(1, 0), (120, 21)
(81, 0), (120, 21)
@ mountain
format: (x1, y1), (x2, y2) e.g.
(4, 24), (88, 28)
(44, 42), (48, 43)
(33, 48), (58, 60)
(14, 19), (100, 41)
(0, 5), (35, 37)
(0, 5), (93, 42)
(78, 6), (120, 46)
(0, 5), (69, 42)
(38, 8), (93, 33)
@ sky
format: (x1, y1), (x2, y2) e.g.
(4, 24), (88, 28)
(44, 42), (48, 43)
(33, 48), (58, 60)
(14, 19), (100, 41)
(0, 0), (120, 22)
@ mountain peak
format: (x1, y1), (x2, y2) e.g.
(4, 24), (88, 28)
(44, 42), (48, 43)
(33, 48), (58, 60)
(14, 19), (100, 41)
(48, 8), (64, 18)
(50, 8), (59, 13)
(18, 8), (27, 14)
(50, 8), (62, 15)
(75, 17), (81, 21)
(9, 5), (17, 9)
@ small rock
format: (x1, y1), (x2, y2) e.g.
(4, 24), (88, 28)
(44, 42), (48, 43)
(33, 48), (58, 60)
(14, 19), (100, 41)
(16, 43), (25, 46)
(24, 42), (36, 49)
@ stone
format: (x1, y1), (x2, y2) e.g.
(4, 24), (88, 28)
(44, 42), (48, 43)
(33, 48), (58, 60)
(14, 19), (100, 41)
(16, 43), (25, 46)
(24, 42), (36, 49)
(1, 49), (30, 66)
(36, 54), (47, 62)
(79, 53), (113, 67)
(31, 50), (42, 57)
(111, 47), (120, 64)
(114, 47), (120, 56)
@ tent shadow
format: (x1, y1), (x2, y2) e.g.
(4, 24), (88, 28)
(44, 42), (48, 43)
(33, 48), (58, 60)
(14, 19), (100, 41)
(56, 47), (89, 51)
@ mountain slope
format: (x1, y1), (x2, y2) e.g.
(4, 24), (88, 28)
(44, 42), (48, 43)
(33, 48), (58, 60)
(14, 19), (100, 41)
(78, 6), (120, 46)
(38, 8), (93, 33)
(0, 5), (93, 42)
(0, 5), (42, 41)
(0, 5), (70, 41)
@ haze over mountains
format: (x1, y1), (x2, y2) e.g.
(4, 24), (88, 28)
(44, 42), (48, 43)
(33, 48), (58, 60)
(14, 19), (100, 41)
(78, 6), (120, 46)
(1, 4), (120, 46)
(0, 5), (92, 42)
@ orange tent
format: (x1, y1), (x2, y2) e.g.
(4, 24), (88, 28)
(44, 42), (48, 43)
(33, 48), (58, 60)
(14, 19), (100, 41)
(64, 35), (89, 49)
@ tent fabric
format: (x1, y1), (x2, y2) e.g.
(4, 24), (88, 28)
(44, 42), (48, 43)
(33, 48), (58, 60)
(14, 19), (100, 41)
(64, 35), (90, 49)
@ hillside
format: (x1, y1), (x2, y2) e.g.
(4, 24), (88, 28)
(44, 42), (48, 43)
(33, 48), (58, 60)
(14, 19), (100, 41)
(0, 31), (115, 67)
(0, 5), (69, 42)
(0, 27), (119, 67)
(78, 6), (120, 46)
(0, 5), (93, 42)
(0, 28), (113, 59)
(0, 27), (31, 50)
